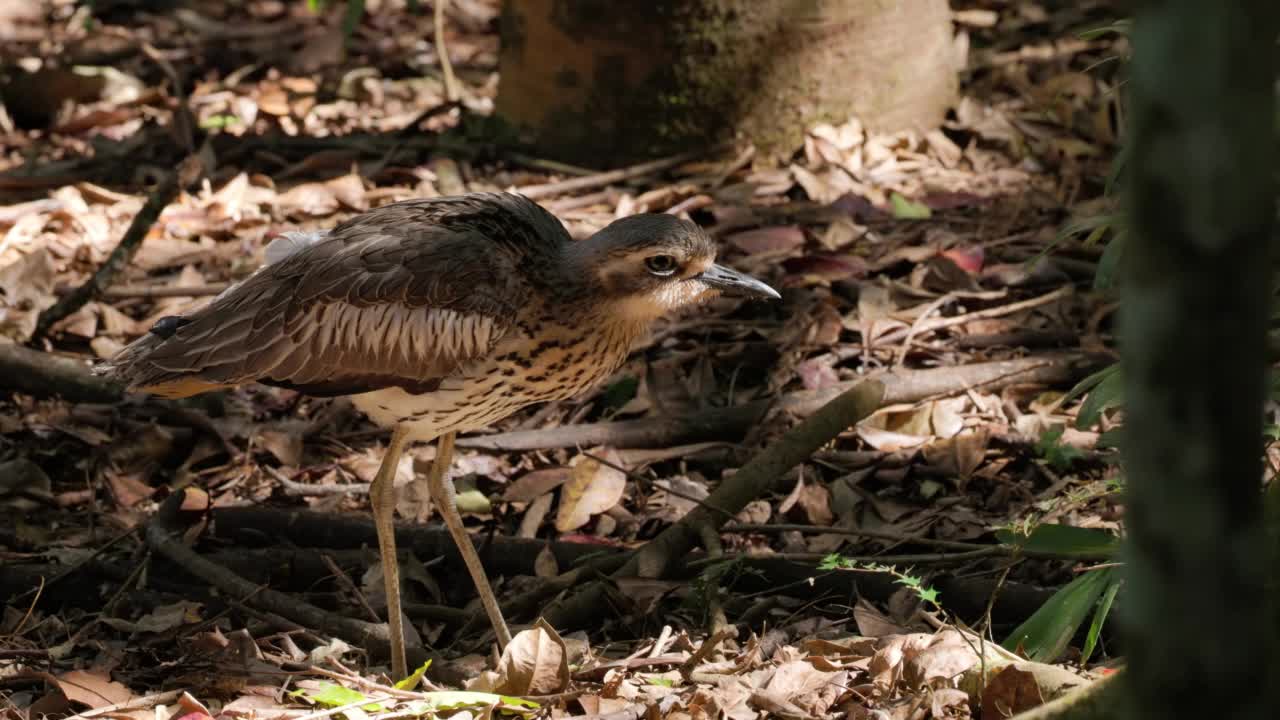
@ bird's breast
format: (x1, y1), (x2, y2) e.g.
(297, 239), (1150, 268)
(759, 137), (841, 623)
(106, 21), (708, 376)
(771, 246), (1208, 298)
(350, 315), (649, 440)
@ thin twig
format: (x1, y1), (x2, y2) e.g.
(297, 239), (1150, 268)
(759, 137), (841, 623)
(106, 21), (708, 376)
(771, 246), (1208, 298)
(515, 149), (715, 200)
(893, 290), (1007, 367)
(33, 172), (184, 339)
(434, 0), (460, 103)
(723, 523), (989, 552)
(873, 286), (1073, 352)
(61, 690), (185, 720)
(65, 283), (231, 299)
(322, 554), (382, 623)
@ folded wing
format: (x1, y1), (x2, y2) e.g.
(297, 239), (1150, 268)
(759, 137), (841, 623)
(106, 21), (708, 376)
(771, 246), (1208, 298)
(99, 196), (544, 398)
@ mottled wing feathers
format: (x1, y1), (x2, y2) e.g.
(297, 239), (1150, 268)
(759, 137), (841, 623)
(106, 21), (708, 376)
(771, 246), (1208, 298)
(98, 193), (567, 398)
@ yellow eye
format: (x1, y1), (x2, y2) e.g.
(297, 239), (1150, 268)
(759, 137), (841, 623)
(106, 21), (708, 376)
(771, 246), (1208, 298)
(645, 255), (679, 276)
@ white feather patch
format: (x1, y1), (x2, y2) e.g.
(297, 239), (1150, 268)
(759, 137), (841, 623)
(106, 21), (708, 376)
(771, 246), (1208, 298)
(265, 230), (330, 265)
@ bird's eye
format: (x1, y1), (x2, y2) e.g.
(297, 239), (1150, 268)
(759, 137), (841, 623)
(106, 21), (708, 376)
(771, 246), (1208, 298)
(645, 255), (679, 276)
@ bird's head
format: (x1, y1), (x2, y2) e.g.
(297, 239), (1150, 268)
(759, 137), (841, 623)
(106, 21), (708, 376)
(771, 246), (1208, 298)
(568, 214), (779, 322)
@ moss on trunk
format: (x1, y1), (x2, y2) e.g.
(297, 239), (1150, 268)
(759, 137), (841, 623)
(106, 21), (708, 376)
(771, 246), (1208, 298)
(497, 0), (959, 167)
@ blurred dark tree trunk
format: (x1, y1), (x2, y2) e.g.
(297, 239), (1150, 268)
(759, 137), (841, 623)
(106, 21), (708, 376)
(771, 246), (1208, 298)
(496, 0), (959, 167)
(1121, 1), (1277, 718)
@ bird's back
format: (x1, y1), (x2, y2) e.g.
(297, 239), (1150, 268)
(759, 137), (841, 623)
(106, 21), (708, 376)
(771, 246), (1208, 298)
(98, 193), (572, 399)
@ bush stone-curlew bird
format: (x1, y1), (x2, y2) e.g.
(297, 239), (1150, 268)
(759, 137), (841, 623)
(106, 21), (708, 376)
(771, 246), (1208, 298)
(99, 192), (779, 677)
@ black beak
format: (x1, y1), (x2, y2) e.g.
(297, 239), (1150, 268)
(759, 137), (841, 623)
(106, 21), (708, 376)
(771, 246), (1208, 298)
(700, 264), (781, 300)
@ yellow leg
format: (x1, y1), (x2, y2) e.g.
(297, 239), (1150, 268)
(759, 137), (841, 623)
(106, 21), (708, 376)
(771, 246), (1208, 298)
(371, 425), (411, 679)
(427, 431), (513, 649)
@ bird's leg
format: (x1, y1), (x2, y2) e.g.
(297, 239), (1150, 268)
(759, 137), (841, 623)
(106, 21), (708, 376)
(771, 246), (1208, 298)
(371, 424), (411, 680)
(427, 431), (513, 649)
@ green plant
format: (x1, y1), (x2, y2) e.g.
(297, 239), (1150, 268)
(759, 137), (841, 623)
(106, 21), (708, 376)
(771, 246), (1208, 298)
(996, 524), (1122, 663)
(819, 556), (941, 609)
(1004, 566), (1121, 664)
(1035, 425), (1086, 471)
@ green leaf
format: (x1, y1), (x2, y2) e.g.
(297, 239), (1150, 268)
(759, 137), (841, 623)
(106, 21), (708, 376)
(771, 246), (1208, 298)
(1093, 227), (1125, 290)
(1096, 426), (1124, 450)
(1003, 567), (1117, 662)
(1076, 367), (1124, 430)
(818, 553), (844, 571)
(395, 659), (433, 690)
(919, 478), (945, 500)
(599, 375), (639, 411)
(647, 677), (676, 687)
(1077, 19), (1131, 40)
(1035, 426), (1085, 471)
(996, 523), (1119, 559)
(341, 0), (365, 37)
(1081, 577), (1121, 663)
(300, 683), (385, 711)
(198, 114), (240, 130)
(917, 586), (940, 605)
(1062, 363), (1119, 405)
(452, 476), (492, 514)
(889, 192), (931, 220)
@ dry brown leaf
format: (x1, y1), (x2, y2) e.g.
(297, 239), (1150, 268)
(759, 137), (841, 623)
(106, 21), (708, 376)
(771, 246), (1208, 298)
(576, 695), (632, 717)
(930, 687), (971, 718)
(555, 449), (626, 532)
(922, 428), (990, 482)
(766, 661), (842, 717)
(981, 665), (1044, 718)
(504, 467), (571, 503)
(856, 426), (928, 452)
(929, 397), (968, 439)
(749, 689), (815, 720)
(104, 470), (154, 508)
(55, 669), (133, 710)
(492, 619), (570, 696)
(734, 499), (772, 525)
(325, 173), (369, 211)
(518, 492), (554, 539)
(796, 357), (840, 391)
(904, 634), (979, 689)
(795, 481), (834, 526)
(856, 600), (907, 640)
(257, 430), (302, 467)
(728, 226), (805, 255)
(100, 601), (202, 634)
(277, 182), (339, 216)
(0, 246), (57, 342)
(649, 475), (708, 523)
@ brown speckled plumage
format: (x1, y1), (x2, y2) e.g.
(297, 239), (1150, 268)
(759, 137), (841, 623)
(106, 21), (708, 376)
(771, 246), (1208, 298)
(98, 192), (776, 441)
(96, 191), (778, 673)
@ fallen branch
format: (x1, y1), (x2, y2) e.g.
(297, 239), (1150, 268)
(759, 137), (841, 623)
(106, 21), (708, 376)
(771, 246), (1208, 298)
(626, 380), (885, 579)
(145, 490), (399, 664)
(457, 354), (1104, 451)
(0, 343), (124, 403)
(201, 506), (1058, 629)
(514, 149), (715, 200)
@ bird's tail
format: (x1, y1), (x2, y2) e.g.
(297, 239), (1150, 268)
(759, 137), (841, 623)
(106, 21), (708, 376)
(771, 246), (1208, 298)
(95, 319), (229, 398)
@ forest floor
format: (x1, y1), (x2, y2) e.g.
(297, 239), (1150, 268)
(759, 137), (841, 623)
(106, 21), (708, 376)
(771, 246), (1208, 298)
(1, 1), (1132, 719)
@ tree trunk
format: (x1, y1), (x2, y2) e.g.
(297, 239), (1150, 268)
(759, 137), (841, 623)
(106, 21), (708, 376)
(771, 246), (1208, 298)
(496, 0), (960, 167)
(1120, 1), (1277, 718)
